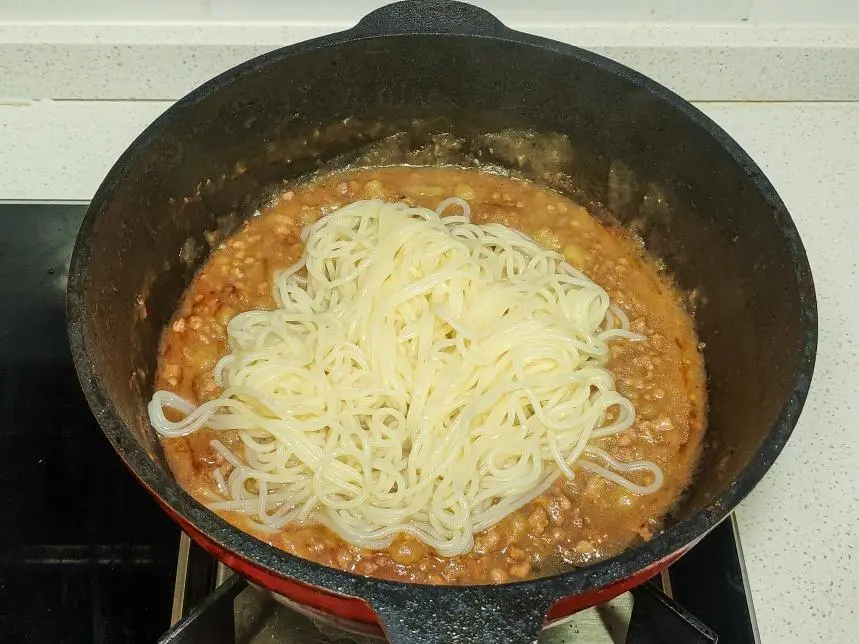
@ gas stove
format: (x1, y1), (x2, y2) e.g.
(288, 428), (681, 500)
(1, 202), (759, 644)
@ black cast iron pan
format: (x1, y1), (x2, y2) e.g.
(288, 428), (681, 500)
(67, 1), (817, 642)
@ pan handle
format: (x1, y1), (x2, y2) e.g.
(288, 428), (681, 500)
(368, 585), (553, 644)
(352, 0), (508, 37)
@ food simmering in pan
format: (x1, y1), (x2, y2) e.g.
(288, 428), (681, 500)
(149, 166), (706, 584)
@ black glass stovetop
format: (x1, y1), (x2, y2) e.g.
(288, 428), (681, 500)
(0, 203), (758, 644)
(0, 204), (180, 643)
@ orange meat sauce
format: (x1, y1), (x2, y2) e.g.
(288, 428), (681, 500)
(155, 165), (706, 584)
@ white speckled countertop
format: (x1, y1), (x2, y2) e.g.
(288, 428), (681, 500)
(2, 95), (858, 644)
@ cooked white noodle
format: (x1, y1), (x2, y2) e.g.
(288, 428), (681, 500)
(212, 467), (229, 497)
(148, 198), (662, 556)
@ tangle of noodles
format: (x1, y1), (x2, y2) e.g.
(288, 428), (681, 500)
(148, 198), (663, 556)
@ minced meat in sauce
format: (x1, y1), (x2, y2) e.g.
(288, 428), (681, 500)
(156, 166), (706, 584)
